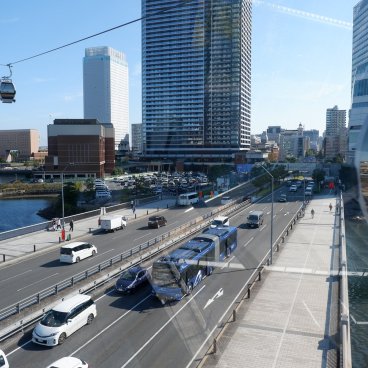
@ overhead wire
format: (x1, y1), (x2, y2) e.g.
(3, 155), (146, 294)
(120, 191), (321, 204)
(3, 0), (195, 67)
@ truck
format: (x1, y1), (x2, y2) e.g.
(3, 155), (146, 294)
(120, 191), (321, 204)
(99, 215), (127, 232)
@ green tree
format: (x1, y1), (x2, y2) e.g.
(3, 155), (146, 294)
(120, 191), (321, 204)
(312, 168), (325, 191)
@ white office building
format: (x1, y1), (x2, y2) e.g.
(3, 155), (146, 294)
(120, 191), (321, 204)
(83, 46), (129, 150)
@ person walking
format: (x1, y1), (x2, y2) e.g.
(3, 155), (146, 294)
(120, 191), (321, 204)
(69, 219), (74, 232)
(311, 208), (315, 218)
(57, 218), (62, 230)
(329, 203), (333, 212)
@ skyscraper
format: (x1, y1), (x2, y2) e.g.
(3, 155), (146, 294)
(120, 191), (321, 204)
(325, 106), (346, 160)
(83, 46), (129, 150)
(142, 0), (252, 161)
(348, 0), (368, 163)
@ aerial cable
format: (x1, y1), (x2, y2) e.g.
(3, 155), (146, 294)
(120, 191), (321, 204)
(4, 0), (195, 67)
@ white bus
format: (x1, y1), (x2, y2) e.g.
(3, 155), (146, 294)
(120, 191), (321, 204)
(177, 192), (199, 206)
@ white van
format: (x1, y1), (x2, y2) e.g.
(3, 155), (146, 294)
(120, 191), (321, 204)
(60, 242), (97, 263)
(0, 350), (9, 368)
(32, 294), (97, 347)
(210, 216), (230, 228)
(247, 210), (264, 228)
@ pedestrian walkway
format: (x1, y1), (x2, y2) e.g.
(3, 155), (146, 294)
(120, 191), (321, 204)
(0, 197), (177, 266)
(202, 194), (340, 368)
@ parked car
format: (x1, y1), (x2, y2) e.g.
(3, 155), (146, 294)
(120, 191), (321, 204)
(289, 185), (297, 192)
(32, 294), (97, 346)
(60, 242), (97, 264)
(46, 357), (88, 368)
(115, 266), (150, 293)
(148, 216), (167, 228)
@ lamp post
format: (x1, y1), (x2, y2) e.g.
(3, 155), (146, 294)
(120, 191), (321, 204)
(259, 164), (274, 265)
(61, 163), (74, 228)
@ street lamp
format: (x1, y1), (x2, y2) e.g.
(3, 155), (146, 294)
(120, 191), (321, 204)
(61, 163), (74, 228)
(258, 164), (274, 265)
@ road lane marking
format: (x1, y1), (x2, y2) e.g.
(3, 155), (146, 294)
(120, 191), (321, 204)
(134, 233), (152, 242)
(279, 207), (284, 212)
(185, 207), (194, 213)
(94, 249), (115, 258)
(204, 288), (224, 309)
(302, 300), (320, 328)
(71, 293), (153, 356)
(120, 285), (206, 368)
(221, 256), (235, 269)
(243, 237), (254, 248)
(16, 273), (59, 292)
(0, 269), (32, 283)
(259, 224), (267, 232)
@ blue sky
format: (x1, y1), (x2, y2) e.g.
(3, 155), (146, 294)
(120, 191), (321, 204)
(0, 0), (357, 146)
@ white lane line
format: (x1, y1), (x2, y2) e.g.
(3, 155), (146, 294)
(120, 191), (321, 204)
(259, 224), (267, 232)
(279, 207), (284, 212)
(94, 249), (115, 258)
(71, 293), (153, 356)
(0, 269), (32, 283)
(266, 211), (271, 215)
(120, 285), (206, 368)
(221, 256), (235, 270)
(134, 233), (152, 242)
(185, 207), (194, 213)
(243, 237), (254, 248)
(262, 207), (267, 211)
(17, 272), (59, 292)
(302, 300), (320, 328)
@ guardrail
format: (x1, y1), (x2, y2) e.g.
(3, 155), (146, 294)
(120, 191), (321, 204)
(339, 193), (352, 368)
(0, 197), (249, 329)
(197, 203), (306, 365)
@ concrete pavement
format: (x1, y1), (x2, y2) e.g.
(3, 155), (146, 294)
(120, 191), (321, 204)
(0, 197), (177, 266)
(201, 194), (340, 368)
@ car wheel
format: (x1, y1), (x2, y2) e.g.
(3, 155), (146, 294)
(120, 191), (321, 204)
(58, 333), (66, 345)
(76, 257), (80, 263)
(92, 250), (96, 256)
(157, 223), (160, 228)
(87, 313), (94, 325)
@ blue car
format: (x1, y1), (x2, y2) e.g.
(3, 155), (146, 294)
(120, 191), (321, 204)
(115, 266), (150, 293)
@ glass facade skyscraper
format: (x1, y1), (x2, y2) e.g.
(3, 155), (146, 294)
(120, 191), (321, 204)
(142, 0), (252, 160)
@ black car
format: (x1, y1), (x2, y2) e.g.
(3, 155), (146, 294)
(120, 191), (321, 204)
(148, 216), (167, 228)
(115, 266), (150, 293)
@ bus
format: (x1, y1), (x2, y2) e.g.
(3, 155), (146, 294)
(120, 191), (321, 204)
(177, 192), (199, 206)
(151, 226), (237, 303)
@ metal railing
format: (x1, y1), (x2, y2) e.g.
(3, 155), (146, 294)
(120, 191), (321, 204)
(339, 193), (352, 368)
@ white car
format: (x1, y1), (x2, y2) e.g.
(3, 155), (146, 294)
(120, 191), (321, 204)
(32, 294), (97, 347)
(46, 357), (88, 368)
(60, 242), (97, 264)
(289, 185), (297, 192)
(221, 196), (232, 205)
(0, 350), (9, 368)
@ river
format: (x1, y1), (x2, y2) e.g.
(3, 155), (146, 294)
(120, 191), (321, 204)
(0, 197), (53, 232)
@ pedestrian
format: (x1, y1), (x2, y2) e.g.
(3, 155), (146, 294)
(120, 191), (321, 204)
(131, 200), (134, 209)
(132, 205), (136, 214)
(57, 218), (61, 230)
(311, 208), (315, 218)
(329, 203), (332, 212)
(69, 219), (74, 232)
(52, 218), (56, 231)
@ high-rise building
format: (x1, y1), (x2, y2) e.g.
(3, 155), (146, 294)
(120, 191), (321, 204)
(83, 46), (129, 150)
(348, 0), (368, 163)
(325, 106), (346, 160)
(131, 124), (143, 155)
(0, 129), (39, 161)
(142, 0), (252, 161)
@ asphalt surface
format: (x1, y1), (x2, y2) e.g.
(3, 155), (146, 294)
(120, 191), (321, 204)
(3, 186), (305, 368)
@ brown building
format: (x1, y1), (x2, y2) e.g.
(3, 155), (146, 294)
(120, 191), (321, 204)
(0, 129), (39, 161)
(45, 119), (115, 178)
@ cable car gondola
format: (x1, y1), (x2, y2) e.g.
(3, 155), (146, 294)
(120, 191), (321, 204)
(0, 78), (16, 103)
(0, 65), (16, 103)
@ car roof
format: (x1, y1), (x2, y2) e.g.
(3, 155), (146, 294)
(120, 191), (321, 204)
(60, 241), (89, 249)
(213, 216), (228, 221)
(47, 357), (84, 368)
(250, 210), (263, 215)
(52, 294), (91, 313)
(124, 266), (143, 274)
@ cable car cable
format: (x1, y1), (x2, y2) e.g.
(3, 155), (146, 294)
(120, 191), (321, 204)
(3, 0), (195, 67)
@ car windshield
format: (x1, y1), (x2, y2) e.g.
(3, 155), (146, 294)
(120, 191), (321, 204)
(119, 270), (136, 281)
(211, 220), (223, 226)
(248, 215), (258, 221)
(149, 217), (159, 221)
(40, 310), (68, 327)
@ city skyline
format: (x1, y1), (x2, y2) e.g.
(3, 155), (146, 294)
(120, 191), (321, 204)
(0, 0), (356, 146)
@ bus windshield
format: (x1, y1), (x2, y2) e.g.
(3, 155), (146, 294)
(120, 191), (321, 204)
(152, 263), (179, 289)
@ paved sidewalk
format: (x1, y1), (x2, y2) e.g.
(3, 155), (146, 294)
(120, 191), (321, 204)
(202, 194), (340, 368)
(0, 197), (177, 265)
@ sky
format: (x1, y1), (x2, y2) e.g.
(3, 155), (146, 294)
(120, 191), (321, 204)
(0, 0), (358, 146)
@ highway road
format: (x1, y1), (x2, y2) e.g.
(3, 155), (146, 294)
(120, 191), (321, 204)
(0, 182), (256, 311)
(4, 187), (305, 368)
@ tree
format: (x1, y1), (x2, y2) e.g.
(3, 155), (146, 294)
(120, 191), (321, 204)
(312, 168), (325, 191)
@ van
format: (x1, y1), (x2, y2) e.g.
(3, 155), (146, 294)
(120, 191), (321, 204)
(247, 210), (264, 228)
(32, 294), (97, 346)
(210, 215), (230, 228)
(60, 242), (97, 263)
